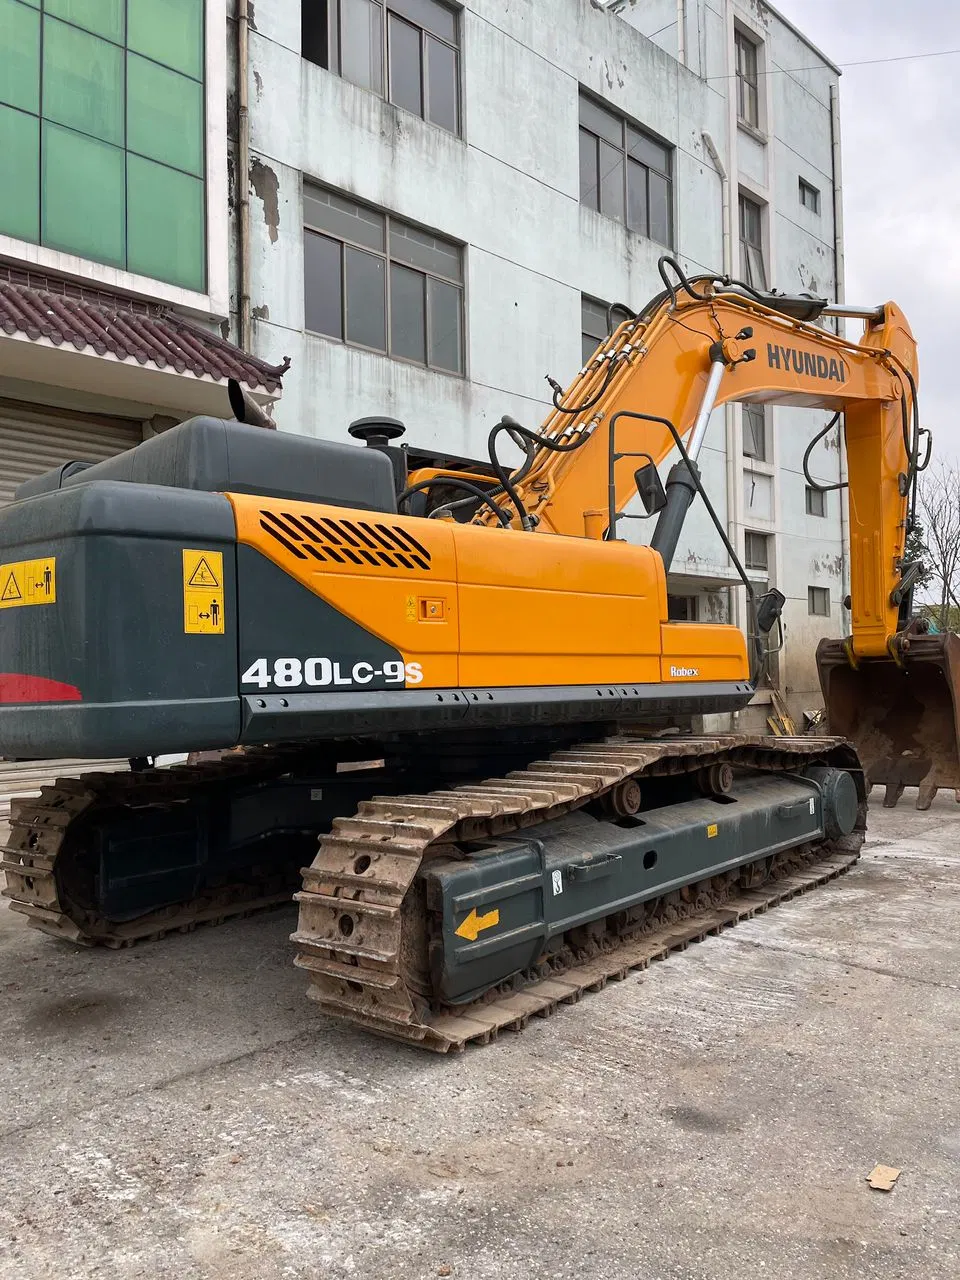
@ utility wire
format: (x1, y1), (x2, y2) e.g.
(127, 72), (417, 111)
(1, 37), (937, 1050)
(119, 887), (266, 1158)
(707, 46), (960, 79)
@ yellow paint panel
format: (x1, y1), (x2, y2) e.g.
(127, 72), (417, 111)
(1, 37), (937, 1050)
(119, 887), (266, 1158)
(182, 549), (225, 634)
(0, 557), (56, 609)
(660, 623), (749, 683)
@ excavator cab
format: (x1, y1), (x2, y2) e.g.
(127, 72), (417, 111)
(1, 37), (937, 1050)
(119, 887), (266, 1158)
(818, 629), (960, 810)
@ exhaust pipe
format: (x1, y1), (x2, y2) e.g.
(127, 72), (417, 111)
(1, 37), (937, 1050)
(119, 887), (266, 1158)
(228, 378), (276, 430)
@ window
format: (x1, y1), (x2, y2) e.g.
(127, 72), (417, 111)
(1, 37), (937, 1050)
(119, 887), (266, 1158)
(667, 594), (698, 622)
(808, 586), (830, 616)
(303, 0), (460, 135)
(735, 29), (760, 127)
(0, 0), (206, 291)
(739, 193), (767, 290)
(805, 485), (827, 517)
(304, 185), (464, 374)
(744, 531), (769, 573)
(799, 178), (821, 214)
(742, 403), (766, 461)
(581, 295), (611, 365)
(578, 92), (673, 247)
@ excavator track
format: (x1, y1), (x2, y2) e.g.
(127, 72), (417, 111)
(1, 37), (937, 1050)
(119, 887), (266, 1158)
(1, 748), (308, 946)
(293, 734), (865, 1052)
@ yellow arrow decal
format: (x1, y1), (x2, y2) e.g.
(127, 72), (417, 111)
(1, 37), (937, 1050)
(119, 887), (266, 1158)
(454, 907), (500, 942)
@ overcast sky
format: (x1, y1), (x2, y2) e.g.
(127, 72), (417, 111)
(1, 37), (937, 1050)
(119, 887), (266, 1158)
(774, 0), (960, 457)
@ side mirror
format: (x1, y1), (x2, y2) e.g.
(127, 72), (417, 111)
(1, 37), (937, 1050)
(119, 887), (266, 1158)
(634, 461), (667, 515)
(756, 588), (786, 634)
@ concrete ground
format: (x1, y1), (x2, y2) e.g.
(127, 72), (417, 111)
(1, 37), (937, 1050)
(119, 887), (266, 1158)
(0, 793), (958, 1280)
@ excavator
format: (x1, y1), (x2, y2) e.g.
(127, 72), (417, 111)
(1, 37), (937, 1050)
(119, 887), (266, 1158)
(0, 257), (953, 1051)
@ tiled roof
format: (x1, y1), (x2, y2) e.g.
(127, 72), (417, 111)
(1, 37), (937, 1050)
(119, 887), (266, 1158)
(0, 265), (289, 392)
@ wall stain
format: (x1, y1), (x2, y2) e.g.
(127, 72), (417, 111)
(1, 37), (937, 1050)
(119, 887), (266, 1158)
(252, 304), (270, 321)
(811, 553), (843, 577)
(250, 158), (280, 243)
(254, 69), (263, 100)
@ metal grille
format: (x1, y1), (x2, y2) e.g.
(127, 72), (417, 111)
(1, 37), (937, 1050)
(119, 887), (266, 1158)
(259, 510), (432, 571)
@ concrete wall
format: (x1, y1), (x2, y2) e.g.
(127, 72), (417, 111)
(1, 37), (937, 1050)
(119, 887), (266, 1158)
(239, 0), (846, 714)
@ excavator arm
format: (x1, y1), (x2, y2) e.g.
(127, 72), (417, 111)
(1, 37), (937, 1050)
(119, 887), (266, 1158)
(407, 263), (956, 809)
(414, 280), (918, 662)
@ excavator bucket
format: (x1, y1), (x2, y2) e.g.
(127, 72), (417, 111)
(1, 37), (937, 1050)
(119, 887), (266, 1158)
(817, 632), (960, 809)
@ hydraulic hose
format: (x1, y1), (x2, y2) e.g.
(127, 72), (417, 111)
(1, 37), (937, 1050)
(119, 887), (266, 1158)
(397, 477), (512, 528)
(487, 414), (596, 530)
(802, 413), (846, 494)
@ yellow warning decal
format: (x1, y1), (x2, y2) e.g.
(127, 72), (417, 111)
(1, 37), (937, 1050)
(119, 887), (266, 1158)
(706, 823), (718, 838)
(0, 557), (56, 610)
(182, 549), (224, 634)
(454, 907), (500, 941)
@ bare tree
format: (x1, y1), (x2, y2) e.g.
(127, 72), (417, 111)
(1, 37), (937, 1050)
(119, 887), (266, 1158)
(917, 459), (960, 631)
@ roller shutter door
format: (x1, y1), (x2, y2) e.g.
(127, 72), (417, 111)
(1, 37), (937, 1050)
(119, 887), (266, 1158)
(0, 397), (142, 794)
(0, 396), (142, 505)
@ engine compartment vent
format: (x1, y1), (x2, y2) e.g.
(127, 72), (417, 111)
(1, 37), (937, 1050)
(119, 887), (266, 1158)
(259, 510), (432, 570)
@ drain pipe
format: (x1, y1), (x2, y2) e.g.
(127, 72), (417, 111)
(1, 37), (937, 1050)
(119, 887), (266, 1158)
(830, 82), (851, 619)
(237, 0), (252, 351)
(676, 0), (686, 65)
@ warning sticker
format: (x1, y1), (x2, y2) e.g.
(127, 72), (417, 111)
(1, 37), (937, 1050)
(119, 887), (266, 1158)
(0, 557), (56, 610)
(182, 549), (224, 635)
(706, 823), (718, 839)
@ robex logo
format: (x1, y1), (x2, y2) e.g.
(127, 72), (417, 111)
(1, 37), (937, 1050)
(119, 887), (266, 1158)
(670, 665), (699, 678)
(767, 343), (847, 384)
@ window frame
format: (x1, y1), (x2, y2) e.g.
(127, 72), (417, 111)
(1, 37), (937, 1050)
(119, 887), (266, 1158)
(744, 530), (769, 573)
(742, 402), (767, 462)
(738, 191), (767, 290)
(808, 585), (830, 616)
(735, 28), (760, 129)
(578, 90), (674, 248)
(580, 294), (611, 366)
(799, 177), (821, 214)
(303, 184), (466, 376)
(303, 0), (461, 136)
(667, 594), (699, 622)
(805, 484), (827, 517)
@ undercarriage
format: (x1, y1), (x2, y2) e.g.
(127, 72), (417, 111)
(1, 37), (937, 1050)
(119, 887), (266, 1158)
(2, 730), (864, 1051)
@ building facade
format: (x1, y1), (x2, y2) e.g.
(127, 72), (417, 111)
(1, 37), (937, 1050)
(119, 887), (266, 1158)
(239, 0), (848, 724)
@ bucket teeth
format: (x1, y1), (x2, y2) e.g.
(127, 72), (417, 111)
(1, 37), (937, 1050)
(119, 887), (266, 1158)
(818, 631), (960, 809)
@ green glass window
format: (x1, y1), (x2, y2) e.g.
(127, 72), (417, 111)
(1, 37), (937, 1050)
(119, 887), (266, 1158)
(127, 52), (202, 176)
(43, 18), (124, 145)
(42, 120), (125, 263)
(0, 104), (39, 241)
(0, 0), (205, 293)
(0, 0), (40, 114)
(45, 0), (124, 41)
(127, 154), (203, 289)
(128, 0), (203, 79)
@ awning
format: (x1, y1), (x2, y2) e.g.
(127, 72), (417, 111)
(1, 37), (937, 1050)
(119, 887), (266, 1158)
(0, 264), (289, 418)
